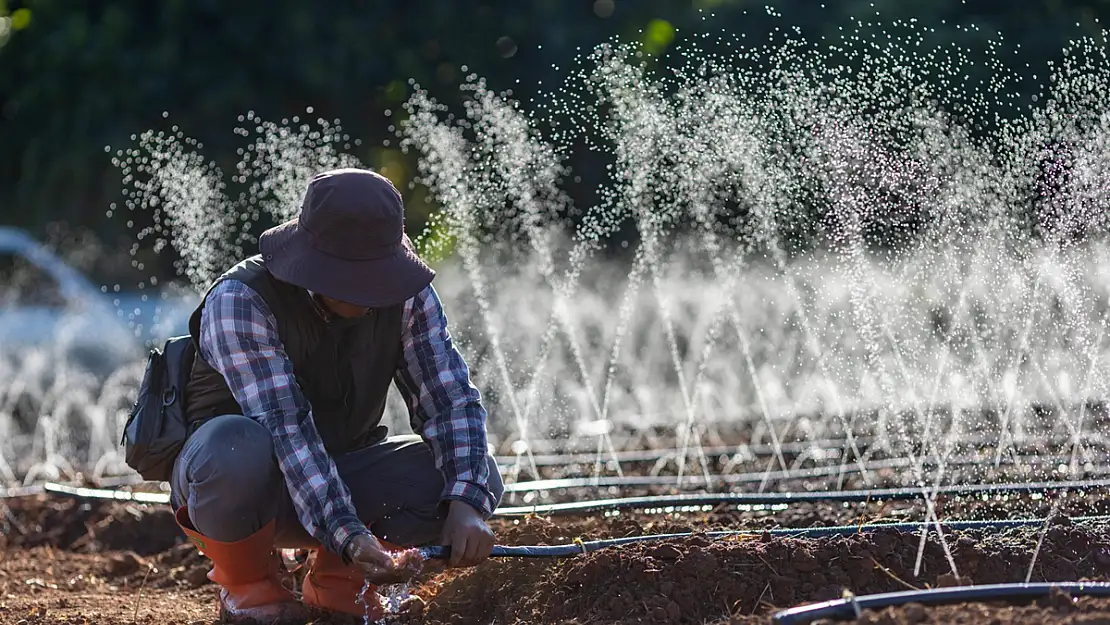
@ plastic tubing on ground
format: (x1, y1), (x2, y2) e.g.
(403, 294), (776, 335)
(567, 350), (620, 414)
(769, 582), (1110, 624)
(495, 477), (1110, 516)
(501, 453), (1110, 493)
(11, 478), (1110, 515)
(417, 515), (1110, 560)
(495, 432), (1110, 467)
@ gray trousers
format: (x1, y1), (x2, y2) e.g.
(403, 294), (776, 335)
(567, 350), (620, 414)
(169, 414), (504, 547)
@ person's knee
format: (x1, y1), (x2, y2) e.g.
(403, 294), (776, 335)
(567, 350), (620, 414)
(187, 416), (277, 485)
(182, 416), (280, 529)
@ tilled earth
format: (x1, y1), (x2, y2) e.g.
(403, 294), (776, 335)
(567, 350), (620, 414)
(5, 491), (1110, 624)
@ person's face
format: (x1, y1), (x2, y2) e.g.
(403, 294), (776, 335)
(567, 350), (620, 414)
(319, 295), (370, 319)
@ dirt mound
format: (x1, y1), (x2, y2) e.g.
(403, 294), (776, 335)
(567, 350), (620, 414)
(8, 495), (1110, 623)
(1, 495), (183, 555)
(405, 517), (1110, 624)
(498, 488), (1110, 532)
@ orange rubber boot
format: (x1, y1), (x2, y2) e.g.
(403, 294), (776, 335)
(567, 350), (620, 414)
(301, 547), (384, 620)
(175, 508), (309, 624)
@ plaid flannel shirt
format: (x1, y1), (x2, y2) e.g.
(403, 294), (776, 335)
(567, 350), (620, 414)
(196, 278), (493, 556)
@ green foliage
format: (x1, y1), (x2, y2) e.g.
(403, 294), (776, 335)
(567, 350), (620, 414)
(0, 0), (1107, 276)
(642, 18), (676, 55)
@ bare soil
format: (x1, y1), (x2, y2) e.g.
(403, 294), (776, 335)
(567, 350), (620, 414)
(5, 494), (1110, 624)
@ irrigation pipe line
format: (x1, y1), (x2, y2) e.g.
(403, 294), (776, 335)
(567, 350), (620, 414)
(36, 482), (172, 504)
(415, 516), (1110, 561)
(770, 582), (1110, 624)
(495, 477), (1110, 516)
(501, 452), (1110, 493)
(0, 449), (1052, 498)
(496, 437), (874, 466)
(5, 449), (1092, 499)
(3, 443), (1102, 497)
(0, 484), (47, 499)
(494, 431), (1110, 467)
(5, 431), (1099, 494)
(19, 477), (1110, 512)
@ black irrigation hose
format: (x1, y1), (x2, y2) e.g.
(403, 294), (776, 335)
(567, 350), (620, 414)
(494, 432), (1110, 467)
(770, 582), (1110, 624)
(416, 515), (1110, 560)
(11, 476), (1110, 513)
(19, 481), (1110, 538)
(501, 452), (1107, 493)
(495, 437), (871, 467)
(3, 445), (1101, 500)
(495, 477), (1110, 516)
(22, 477), (1110, 514)
(0, 451), (1088, 500)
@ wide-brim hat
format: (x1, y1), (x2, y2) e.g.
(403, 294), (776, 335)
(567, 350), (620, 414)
(258, 168), (435, 308)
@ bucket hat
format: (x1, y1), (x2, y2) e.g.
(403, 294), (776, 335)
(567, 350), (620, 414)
(258, 168), (434, 308)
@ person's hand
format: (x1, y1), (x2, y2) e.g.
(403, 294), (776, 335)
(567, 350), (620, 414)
(344, 533), (406, 584)
(440, 500), (495, 568)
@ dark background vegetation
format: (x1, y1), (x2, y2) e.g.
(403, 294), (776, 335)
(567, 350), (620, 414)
(1, 0), (1108, 285)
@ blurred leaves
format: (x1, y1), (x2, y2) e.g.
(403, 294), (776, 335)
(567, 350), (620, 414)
(0, 3), (27, 48)
(642, 18), (675, 55)
(10, 7), (28, 29)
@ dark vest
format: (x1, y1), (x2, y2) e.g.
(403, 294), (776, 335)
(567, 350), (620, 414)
(184, 256), (403, 454)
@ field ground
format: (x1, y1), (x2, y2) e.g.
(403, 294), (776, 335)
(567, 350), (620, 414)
(6, 493), (1110, 624)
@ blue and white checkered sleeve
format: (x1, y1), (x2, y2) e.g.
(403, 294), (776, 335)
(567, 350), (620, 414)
(197, 279), (368, 555)
(394, 284), (494, 516)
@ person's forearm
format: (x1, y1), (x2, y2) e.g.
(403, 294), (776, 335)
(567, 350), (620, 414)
(396, 284), (495, 514)
(262, 408), (367, 555)
(421, 404), (494, 515)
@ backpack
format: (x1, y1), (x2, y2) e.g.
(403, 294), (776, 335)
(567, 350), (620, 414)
(122, 335), (196, 481)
